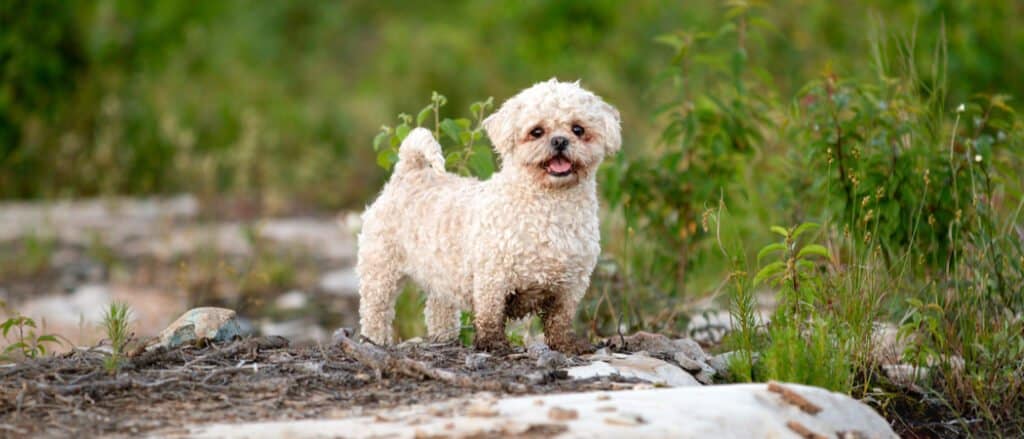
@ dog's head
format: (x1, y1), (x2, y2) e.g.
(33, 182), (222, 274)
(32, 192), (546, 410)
(484, 79), (621, 189)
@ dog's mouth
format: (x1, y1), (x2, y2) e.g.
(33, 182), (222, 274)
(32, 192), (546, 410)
(542, 155), (574, 177)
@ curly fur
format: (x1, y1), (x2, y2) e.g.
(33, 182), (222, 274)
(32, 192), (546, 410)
(356, 79), (621, 353)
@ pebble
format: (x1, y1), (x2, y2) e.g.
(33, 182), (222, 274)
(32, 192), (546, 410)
(464, 353), (491, 370)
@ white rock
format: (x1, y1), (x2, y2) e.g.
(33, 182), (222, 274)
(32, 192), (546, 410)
(274, 290), (309, 310)
(883, 363), (928, 389)
(567, 353), (700, 387)
(260, 319), (328, 344)
(186, 383), (897, 438)
(319, 268), (359, 297)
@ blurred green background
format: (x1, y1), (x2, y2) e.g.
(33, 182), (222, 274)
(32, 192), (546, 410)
(3, 0), (1021, 208)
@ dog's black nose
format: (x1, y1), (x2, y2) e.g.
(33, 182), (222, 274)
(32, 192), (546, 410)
(551, 136), (569, 151)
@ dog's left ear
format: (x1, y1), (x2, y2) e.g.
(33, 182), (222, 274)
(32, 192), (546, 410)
(484, 105), (515, 156)
(598, 102), (622, 156)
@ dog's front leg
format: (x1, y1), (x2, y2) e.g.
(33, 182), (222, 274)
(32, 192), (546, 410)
(542, 290), (593, 355)
(471, 280), (511, 352)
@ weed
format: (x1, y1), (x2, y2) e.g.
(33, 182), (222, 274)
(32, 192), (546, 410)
(101, 302), (132, 374)
(1, 301), (61, 361)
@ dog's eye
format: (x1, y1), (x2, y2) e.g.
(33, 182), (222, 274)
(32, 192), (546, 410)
(530, 127), (544, 138)
(571, 125), (585, 137)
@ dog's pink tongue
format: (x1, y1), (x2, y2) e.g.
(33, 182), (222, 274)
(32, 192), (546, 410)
(547, 157), (572, 173)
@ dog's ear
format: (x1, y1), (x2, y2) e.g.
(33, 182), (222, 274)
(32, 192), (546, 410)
(598, 102), (622, 156)
(483, 105), (515, 156)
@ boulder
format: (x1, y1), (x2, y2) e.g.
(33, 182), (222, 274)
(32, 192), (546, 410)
(188, 383), (897, 438)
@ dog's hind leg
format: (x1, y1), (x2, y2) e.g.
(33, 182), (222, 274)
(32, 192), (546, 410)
(356, 244), (405, 346)
(424, 293), (461, 343)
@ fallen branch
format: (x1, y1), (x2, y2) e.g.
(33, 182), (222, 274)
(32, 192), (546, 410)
(786, 420), (828, 439)
(332, 330), (522, 393)
(768, 381), (822, 415)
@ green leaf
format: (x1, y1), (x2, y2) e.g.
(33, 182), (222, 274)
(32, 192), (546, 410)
(440, 119), (463, 143)
(753, 261), (785, 286)
(372, 131), (389, 152)
(36, 334), (59, 344)
(395, 124), (411, 141)
(416, 105), (433, 126)
(756, 243), (786, 265)
(770, 225), (789, 237)
(468, 145), (495, 179)
(791, 222), (820, 240)
(796, 259), (816, 272)
(376, 149), (397, 170)
(797, 244), (829, 260)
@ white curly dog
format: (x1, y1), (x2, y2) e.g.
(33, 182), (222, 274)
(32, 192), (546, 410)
(357, 79), (621, 353)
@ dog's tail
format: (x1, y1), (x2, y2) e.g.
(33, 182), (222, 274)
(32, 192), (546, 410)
(394, 127), (446, 176)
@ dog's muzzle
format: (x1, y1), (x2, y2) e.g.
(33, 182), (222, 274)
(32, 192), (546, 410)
(543, 154), (574, 177)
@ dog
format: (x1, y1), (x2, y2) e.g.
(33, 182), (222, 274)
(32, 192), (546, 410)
(356, 79), (621, 353)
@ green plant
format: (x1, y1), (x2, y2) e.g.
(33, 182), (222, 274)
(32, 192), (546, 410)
(101, 302), (132, 374)
(373, 92), (495, 178)
(1, 302), (61, 360)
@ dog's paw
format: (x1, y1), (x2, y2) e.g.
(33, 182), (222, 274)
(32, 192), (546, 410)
(473, 334), (512, 353)
(548, 334), (595, 356)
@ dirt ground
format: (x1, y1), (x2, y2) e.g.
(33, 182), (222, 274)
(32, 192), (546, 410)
(0, 336), (646, 438)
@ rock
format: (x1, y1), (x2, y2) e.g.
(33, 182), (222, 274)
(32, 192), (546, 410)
(274, 290), (309, 310)
(260, 319), (328, 345)
(670, 338), (707, 362)
(707, 351), (759, 379)
(605, 331), (677, 354)
(870, 322), (905, 365)
(150, 307), (243, 350)
(567, 353), (700, 387)
(319, 268), (359, 297)
(187, 383), (897, 438)
(883, 364), (928, 389)
(465, 353), (491, 370)
(536, 350), (567, 369)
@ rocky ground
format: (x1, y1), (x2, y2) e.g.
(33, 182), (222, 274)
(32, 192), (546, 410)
(0, 329), (896, 438)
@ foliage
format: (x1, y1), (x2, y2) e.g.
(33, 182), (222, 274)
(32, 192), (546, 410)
(1, 302), (61, 361)
(101, 302), (132, 374)
(373, 92), (495, 178)
(4, 1), (1024, 207)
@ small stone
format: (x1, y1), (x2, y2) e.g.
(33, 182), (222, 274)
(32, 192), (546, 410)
(465, 353), (491, 370)
(596, 394), (610, 401)
(536, 350), (567, 369)
(671, 338), (707, 362)
(149, 307), (242, 350)
(672, 351), (716, 384)
(547, 406), (578, 421)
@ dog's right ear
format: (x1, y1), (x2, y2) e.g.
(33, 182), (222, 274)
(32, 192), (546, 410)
(483, 106), (515, 156)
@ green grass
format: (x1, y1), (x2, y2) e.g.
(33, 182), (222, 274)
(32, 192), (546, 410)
(101, 302), (132, 374)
